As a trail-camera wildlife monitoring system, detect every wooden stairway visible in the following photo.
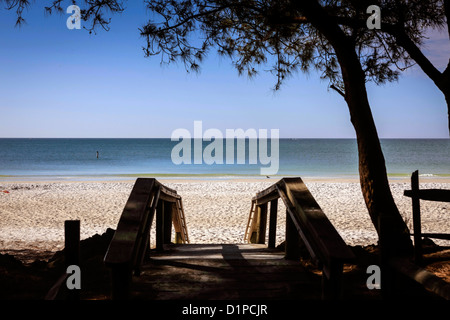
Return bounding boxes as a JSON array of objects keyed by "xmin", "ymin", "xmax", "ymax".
[{"xmin": 129, "ymin": 244, "xmax": 323, "ymax": 300}]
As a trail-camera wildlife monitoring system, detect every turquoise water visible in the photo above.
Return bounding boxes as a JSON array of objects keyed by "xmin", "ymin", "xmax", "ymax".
[{"xmin": 0, "ymin": 138, "xmax": 448, "ymax": 179}]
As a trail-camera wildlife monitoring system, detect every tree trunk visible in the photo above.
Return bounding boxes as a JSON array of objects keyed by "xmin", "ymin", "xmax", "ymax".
[
  {"xmin": 443, "ymin": 63, "xmax": 450, "ymax": 135},
  {"xmin": 446, "ymin": 88, "xmax": 450, "ymax": 135},
  {"xmin": 299, "ymin": 0, "xmax": 413, "ymax": 256},
  {"xmin": 340, "ymin": 49, "xmax": 413, "ymax": 256}
]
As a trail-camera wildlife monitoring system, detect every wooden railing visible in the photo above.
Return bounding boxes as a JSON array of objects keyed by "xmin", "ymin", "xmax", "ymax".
[
  {"xmin": 403, "ymin": 170, "xmax": 450, "ymax": 264},
  {"xmin": 104, "ymin": 178, "xmax": 189, "ymax": 299},
  {"xmin": 245, "ymin": 177, "xmax": 355, "ymax": 299}
]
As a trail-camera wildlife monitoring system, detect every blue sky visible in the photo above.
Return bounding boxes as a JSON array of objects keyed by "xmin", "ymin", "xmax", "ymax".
[{"xmin": 0, "ymin": 1, "xmax": 449, "ymax": 138}]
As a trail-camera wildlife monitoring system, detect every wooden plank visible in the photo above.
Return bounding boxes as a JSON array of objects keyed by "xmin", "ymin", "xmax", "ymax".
[
  {"xmin": 244, "ymin": 201, "xmax": 255, "ymax": 243},
  {"xmin": 257, "ymin": 203, "xmax": 268, "ymax": 244},
  {"xmin": 252, "ymin": 182, "xmax": 280, "ymax": 205},
  {"xmin": 249, "ymin": 204, "xmax": 260, "ymax": 244},
  {"xmin": 178, "ymin": 198, "xmax": 189, "ymax": 243},
  {"xmin": 411, "ymin": 170, "xmax": 423, "ymax": 264},
  {"xmin": 253, "ymin": 182, "xmax": 279, "ymax": 199},
  {"xmin": 159, "ymin": 183, "xmax": 179, "ymax": 197},
  {"xmin": 156, "ymin": 199, "xmax": 164, "ymax": 251},
  {"xmin": 104, "ymin": 178, "xmax": 156, "ymax": 266},
  {"xmin": 277, "ymin": 185, "xmax": 319, "ymax": 263},
  {"xmin": 280, "ymin": 177, "xmax": 355, "ymax": 264},
  {"xmin": 134, "ymin": 244, "xmax": 323, "ymax": 300},
  {"xmin": 412, "ymin": 233, "xmax": 450, "ymax": 240},
  {"xmin": 163, "ymin": 201, "xmax": 173, "ymax": 244},
  {"xmin": 136, "ymin": 187, "xmax": 160, "ymax": 270},
  {"xmin": 173, "ymin": 200, "xmax": 183, "ymax": 244},
  {"xmin": 268, "ymin": 199, "xmax": 278, "ymax": 249},
  {"xmin": 285, "ymin": 209, "xmax": 302, "ymax": 260},
  {"xmin": 254, "ymin": 192, "xmax": 279, "ymax": 206},
  {"xmin": 404, "ymin": 189, "xmax": 450, "ymax": 202}
]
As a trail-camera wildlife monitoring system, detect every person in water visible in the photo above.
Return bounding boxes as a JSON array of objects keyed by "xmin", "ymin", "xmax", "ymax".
[{"xmin": 96, "ymin": 151, "xmax": 99, "ymax": 159}]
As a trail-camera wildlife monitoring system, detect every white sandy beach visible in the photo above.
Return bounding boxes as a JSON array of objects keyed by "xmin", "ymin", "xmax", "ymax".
[{"xmin": 1, "ymin": 178, "xmax": 449, "ymax": 262}]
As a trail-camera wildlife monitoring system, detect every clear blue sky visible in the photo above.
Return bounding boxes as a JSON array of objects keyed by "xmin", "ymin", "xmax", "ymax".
[{"xmin": 0, "ymin": 1, "xmax": 449, "ymax": 138}]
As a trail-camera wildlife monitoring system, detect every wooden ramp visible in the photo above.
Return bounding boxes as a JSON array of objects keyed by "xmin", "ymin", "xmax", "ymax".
[
  {"xmin": 104, "ymin": 177, "xmax": 355, "ymax": 300},
  {"xmin": 130, "ymin": 244, "xmax": 323, "ymax": 300}
]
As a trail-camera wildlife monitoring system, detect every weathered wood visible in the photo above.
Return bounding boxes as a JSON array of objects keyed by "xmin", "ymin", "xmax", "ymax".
[
  {"xmin": 268, "ymin": 199, "xmax": 278, "ymax": 249},
  {"xmin": 172, "ymin": 198, "xmax": 189, "ymax": 244},
  {"xmin": 249, "ymin": 203, "xmax": 260, "ymax": 244},
  {"xmin": 173, "ymin": 198, "xmax": 189, "ymax": 244},
  {"xmin": 404, "ymin": 170, "xmax": 450, "ymax": 264},
  {"xmin": 252, "ymin": 183, "xmax": 278, "ymax": 205},
  {"xmin": 104, "ymin": 178, "xmax": 156, "ymax": 266},
  {"xmin": 156, "ymin": 200, "xmax": 165, "ymax": 252},
  {"xmin": 137, "ymin": 187, "xmax": 160, "ymax": 271},
  {"xmin": 159, "ymin": 187, "xmax": 180, "ymax": 202},
  {"xmin": 411, "ymin": 170, "xmax": 423, "ymax": 264},
  {"xmin": 280, "ymin": 178, "xmax": 355, "ymax": 265},
  {"xmin": 277, "ymin": 186, "xmax": 317, "ymax": 263},
  {"xmin": 285, "ymin": 209, "xmax": 302, "ymax": 260},
  {"xmin": 104, "ymin": 179, "xmax": 157, "ymax": 299},
  {"xmin": 133, "ymin": 244, "xmax": 323, "ymax": 300},
  {"xmin": 244, "ymin": 201, "xmax": 256, "ymax": 243},
  {"xmin": 414, "ymin": 233, "xmax": 450, "ymax": 240},
  {"xmin": 164, "ymin": 201, "xmax": 174, "ymax": 244},
  {"xmin": 105, "ymin": 178, "xmax": 190, "ymax": 300},
  {"xmin": 254, "ymin": 192, "xmax": 279, "ymax": 206},
  {"xmin": 404, "ymin": 189, "xmax": 450, "ymax": 202},
  {"xmin": 253, "ymin": 178, "xmax": 355, "ymax": 299},
  {"xmin": 173, "ymin": 200, "xmax": 182, "ymax": 244},
  {"xmin": 257, "ymin": 203, "xmax": 268, "ymax": 244}
]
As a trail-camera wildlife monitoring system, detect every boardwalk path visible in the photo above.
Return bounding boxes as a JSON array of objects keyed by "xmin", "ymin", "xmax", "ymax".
[{"xmin": 131, "ymin": 244, "xmax": 323, "ymax": 300}]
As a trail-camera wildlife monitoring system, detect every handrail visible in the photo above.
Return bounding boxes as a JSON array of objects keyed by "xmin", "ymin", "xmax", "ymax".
[
  {"xmin": 245, "ymin": 177, "xmax": 355, "ymax": 299},
  {"xmin": 403, "ymin": 170, "xmax": 450, "ymax": 264},
  {"xmin": 104, "ymin": 178, "xmax": 189, "ymax": 300}
]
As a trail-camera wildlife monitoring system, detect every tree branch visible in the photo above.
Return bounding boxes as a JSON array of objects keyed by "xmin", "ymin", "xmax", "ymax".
[{"xmin": 330, "ymin": 84, "xmax": 346, "ymax": 98}]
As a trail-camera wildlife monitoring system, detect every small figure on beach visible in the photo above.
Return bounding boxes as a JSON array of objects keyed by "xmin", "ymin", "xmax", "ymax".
[{"xmin": 96, "ymin": 151, "xmax": 99, "ymax": 159}]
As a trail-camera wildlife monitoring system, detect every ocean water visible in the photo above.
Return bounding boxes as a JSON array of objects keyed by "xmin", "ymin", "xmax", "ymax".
[{"xmin": 0, "ymin": 138, "xmax": 448, "ymax": 180}]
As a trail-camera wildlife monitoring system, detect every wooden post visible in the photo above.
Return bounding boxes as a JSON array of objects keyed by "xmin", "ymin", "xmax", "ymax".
[
  {"xmin": 164, "ymin": 201, "xmax": 173, "ymax": 244},
  {"xmin": 257, "ymin": 203, "xmax": 268, "ymax": 244},
  {"xmin": 174, "ymin": 200, "xmax": 183, "ymax": 244},
  {"xmin": 411, "ymin": 170, "xmax": 422, "ymax": 264},
  {"xmin": 249, "ymin": 205, "xmax": 259, "ymax": 244},
  {"xmin": 156, "ymin": 200, "xmax": 164, "ymax": 251},
  {"xmin": 285, "ymin": 210, "xmax": 301, "ymax": 260},
  {"xmin": 64, "ymin": 220, "xmax": 80, "ymax": 300},
  {"xmin": 268, "ymin": 199, "xmax": 278, "ymax": 248}
]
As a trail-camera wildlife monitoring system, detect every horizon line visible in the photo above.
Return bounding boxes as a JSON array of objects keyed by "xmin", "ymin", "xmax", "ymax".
[{"xmin": 0, "ymin": 137, "xmax": 448, "ymax": 139}]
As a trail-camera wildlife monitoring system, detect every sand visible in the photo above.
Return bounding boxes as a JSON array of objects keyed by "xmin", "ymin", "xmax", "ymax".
[{"xmin": 1, "ymin": 177, "xmax": 449, "ymax": 262}]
